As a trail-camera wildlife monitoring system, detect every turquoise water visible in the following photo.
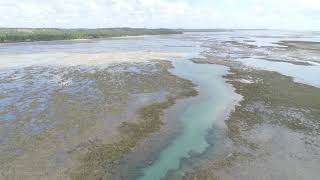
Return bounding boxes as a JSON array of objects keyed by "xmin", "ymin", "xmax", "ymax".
[{"xmin": 138, "ymin": 59, "xmax": 238, "ymax": 180}]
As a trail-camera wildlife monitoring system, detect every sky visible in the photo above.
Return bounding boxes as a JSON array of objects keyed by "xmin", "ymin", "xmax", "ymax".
[{"xmin": 0, "ymin": 0, "xmax": 319, "ymax": 30}]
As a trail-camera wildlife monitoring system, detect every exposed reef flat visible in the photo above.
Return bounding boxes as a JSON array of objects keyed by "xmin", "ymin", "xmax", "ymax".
[
  {"xmin": 1, "ymin": 31, "xmax": 319, "ymax": 180},
  {"xmin": 0, "ymin": 60, "xmax": 197, "ymax": 180},
  {"xmin": 276, "ymin": 40, "xmax": 320, "ymax": 51},
  {"xmin": 186, "ymin": 56, "xmax": 320, "ymax": 180}
]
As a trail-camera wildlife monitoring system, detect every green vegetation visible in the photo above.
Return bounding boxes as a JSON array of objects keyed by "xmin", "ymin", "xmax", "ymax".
[
  {"xmin": 177, "ymin": 28, "xmax": 269, "ymax": 32},
  {"xmin": 0, "ymin": 28, "xmax": 181, "ymax": 43}
]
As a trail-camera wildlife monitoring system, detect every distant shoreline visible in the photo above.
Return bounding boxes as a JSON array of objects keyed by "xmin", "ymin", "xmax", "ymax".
[
  {"xmin": 2, "ymin": 28, "xmax": 317, "ymax": 44},
  {"xmin": 0, "ymin": 28, "xmax": 182, "ymax": 43}
]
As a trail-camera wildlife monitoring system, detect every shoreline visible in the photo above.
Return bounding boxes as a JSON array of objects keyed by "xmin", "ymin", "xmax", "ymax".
[
  {"xmin": 0, "ymin": 28, "xmax": 181, "ymax": 44},
  {"xmin": 0, "ymin": 34, "xmax": 169, "ymax": 45}
]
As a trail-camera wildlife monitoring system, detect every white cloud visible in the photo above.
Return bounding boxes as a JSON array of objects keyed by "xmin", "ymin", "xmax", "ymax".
[{"xmin": 0, "ymin": 0, "xmax": 319, "ymax": 30}]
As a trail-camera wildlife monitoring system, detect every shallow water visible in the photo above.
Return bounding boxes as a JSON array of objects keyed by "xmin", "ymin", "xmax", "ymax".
[
  {"xmin": 0, "ymin": 35, "xmax": 202, "ymax": 68},
  {"xmin": 1, "ymin": 30, "xmax": 319, "ymax": 179},
  {"xmin": 138, "ymin": 59, "xmax": 238, "ymax": 180},
  {"xmin": 197, "ymin": 30, "xmax": 320, "ymax": 88},
  {"xmin": 237, "ymin": 58, "xmax": 320, "ymax": 88}
]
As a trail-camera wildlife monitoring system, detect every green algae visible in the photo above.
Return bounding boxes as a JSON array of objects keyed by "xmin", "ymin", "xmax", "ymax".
[
  {"xmin": 68, "ymin": 61, "xmax": 198, "ymax": 180},
  {"xmin": 0, "ymin": 60, "xmax": 197, "ymax": 180},
  {"xmin": 70, "ymin": 96, "xmax": 176, "ymax": 180},
  {"xmin": 187, "ymin": 57, "xmax": 320, "ymax": 180}
]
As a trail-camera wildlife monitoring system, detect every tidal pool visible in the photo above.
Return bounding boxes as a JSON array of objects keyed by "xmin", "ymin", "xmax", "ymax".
[{"xmin": 138, "ymin": 59, "xmax": 239, "ymax": 180}]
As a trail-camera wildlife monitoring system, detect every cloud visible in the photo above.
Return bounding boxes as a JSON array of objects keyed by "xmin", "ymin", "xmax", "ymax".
[{"xmin": 0, "ymin": 0, "xmax": 319, "ymax": 30}]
